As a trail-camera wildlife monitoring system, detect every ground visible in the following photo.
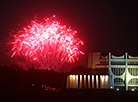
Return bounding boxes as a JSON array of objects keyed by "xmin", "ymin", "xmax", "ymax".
[{"xmin": 1, "ymin": 88, "xmax": 137, "ymax": 102}]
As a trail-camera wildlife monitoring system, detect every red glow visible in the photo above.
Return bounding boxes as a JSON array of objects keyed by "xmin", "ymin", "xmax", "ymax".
[{"xmin": 9, "ymin": 15, "xmax": 84, "ymax": 71}]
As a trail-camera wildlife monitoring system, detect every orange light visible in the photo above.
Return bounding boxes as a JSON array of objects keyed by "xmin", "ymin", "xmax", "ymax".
[
  {"xmin": 106, "ymin": 75, "xmax": 108, "ymax": 81},
  {"xmin": 84, "ymin": 75, "xmax": 86, "ymax": 78},
  {"xmin": 73, "ymin": 75, "xmax": 75, "ymax": 79},
  {"xmin": 70, "ymin": 75, "xmax": 72, "ymax": 77},
  {"xmin": 102, "ymin": 76, "xmax": 104, "ymax": 81}
]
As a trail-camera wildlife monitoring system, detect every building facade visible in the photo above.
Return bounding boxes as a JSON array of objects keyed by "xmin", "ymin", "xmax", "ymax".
[
  {"xmin": 66, "ymin": 52, "xmax": 138, "ymax": 91},
  {"xmin": 109, "ymin": 52, "xmax": 138, "ymax": 90},
  {"xmin": 66, "ymin": 74, "xmax": 111, "ymax": 89}
]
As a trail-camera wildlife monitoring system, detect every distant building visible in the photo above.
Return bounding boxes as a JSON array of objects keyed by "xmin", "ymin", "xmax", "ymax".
[
  {"xmin": 66, "ymin": 52, "xmax": 138, "ymax": 91},
  {"xmin": 87, "ymin": 52, "xmax": 109, "ymax": 70}
]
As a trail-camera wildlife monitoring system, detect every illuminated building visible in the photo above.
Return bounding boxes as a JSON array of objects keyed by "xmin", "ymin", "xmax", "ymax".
[
  {"xmin": 66, "ymin": 74, "xmax": 110, "ymax": 89},
  {"xmin": 66, "ymin": 52, "xmax": 138, "ymax": 91}
]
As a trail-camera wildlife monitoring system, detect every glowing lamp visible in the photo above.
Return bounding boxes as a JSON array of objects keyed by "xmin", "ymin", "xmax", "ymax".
[
  {"xmin": 32, "ymin": 84, "xmax": 34, "ymax": 86},
  {"xmin": 70, "ymin": 75, "xmax": 72, "ymax": 77},
  {"xmin": 73, "ymin": 75, "xmax": 75, "ymax": 79},
  {"xmin": 132, "ymin": 89, "xmax": 135, "ymax": 91}
]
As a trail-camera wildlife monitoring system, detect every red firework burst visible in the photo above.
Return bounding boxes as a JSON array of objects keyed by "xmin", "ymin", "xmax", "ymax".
[{"xmin": 10, "ymin": 15, "xmax": 84, "ymax": 71}]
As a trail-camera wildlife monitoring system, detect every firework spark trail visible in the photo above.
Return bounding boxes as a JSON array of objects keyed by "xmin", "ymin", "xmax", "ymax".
[{"xmin": 10, "ymin": 15, "xmax": 84, "ymax": 71}]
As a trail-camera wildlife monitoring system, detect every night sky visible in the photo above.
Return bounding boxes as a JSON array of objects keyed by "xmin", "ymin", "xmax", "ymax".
[{"xmin": 0, "ymin": 0, "xmax": 138, "ymax": 71}]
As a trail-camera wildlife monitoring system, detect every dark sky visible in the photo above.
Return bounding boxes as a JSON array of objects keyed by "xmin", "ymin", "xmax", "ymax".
[{"xmin": 0, "ymin": 0, "xmax": 138, "ymax": 71}]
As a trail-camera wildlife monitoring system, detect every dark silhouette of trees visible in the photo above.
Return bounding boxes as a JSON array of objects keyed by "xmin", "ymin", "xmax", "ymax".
[
  {"xmin": 71, "ymin": 65, "xmax": 108, "ymax": 75},
  {"xmin": 71, "ymin": 65, "xmax": 87, "ymax": 74},
  {"xmin": 0, "ymin": 64, "xmax": 68, "ymax": 92}
]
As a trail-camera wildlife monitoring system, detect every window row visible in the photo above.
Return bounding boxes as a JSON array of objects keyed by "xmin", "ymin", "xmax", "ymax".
[
  {"xmin": 128, "ymin": 68, "xmax": 138, "ymax": 76},
  {"xmin": 128, "ymin": 78, "xmax": 138, "ymax": 84},
  {"xmin": 111, "ymin": 68, "xmax": 125, "ymax": 76}
]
